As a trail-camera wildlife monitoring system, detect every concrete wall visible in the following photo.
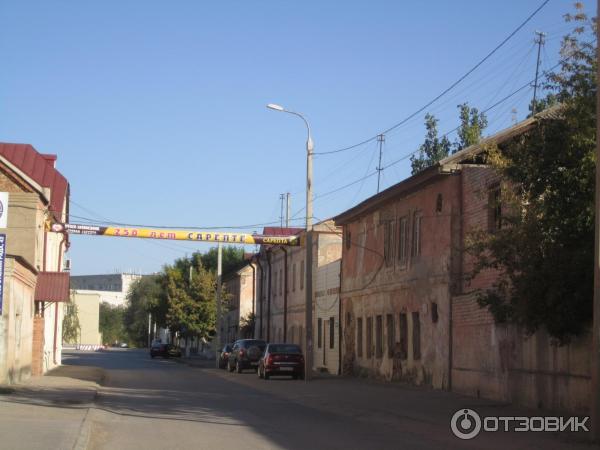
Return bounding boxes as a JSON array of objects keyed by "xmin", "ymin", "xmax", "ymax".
[
  {"xmin": 340, "ymin": 173, "xmax": 461, "ymax": 388},
  {"xmin": 0, "ymin": 257, "xmax": 36, "ymax": 384},
  {"xmin": 70, "ymin": 292, "xmax": 102, "ymax": 346}
]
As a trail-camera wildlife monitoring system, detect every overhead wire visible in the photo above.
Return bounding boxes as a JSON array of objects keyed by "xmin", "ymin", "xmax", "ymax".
[{"xmin": 314, "ymin": 0, "xmax": 551, "ymax": 156}]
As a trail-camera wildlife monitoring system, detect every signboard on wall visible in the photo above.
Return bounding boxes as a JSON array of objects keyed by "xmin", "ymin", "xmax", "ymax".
[
  {"xmin": 0, "ymin": 192, "xmax": 8, "ymax": 228},
  {"xmin": 0, "ymin": 234, "xmax": 6, "ymax": 314}
]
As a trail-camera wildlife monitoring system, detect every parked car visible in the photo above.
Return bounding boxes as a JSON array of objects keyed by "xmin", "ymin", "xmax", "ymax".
[
  {"xmin": 227, "ymin": 339, "xmax": 267, "ymax": 373},
  {"xmin": 150, "ymin": 342, "xmax": 181, "ymax": 358},
  {"xmin": 218, "ymin": 344, "xmax": 233, "ymax": 369},
  {"xmin": 258, "ymin": 343, "xmax": 304, "ymax": 380}
]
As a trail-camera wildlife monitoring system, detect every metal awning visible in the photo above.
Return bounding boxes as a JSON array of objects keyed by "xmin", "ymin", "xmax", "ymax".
[{"xmin": 34, "ymin": 271, "xmax": 70, "ymax": 302}]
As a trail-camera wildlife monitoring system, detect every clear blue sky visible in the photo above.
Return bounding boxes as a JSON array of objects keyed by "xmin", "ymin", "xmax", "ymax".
[{"xmin": 0, "ymin": 0, "xmax": 581, "ymax": 275}]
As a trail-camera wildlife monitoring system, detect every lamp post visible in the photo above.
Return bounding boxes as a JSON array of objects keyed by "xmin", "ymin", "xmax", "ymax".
[{"xmin": 267, "ymin": 103, "xmax": 314, "ymax": 381}]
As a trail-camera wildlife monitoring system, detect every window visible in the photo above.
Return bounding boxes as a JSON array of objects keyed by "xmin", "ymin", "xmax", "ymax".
[
  {"xmin": 375, "ymin": 315, "xmax": 383, "ymax": 358},
  {"xmin": 412, "ymin": 312, "xmax": 421, "ymax": 360},
  {"xmin": 357, "ymin": 317, "xmax": 363, "ymax": 357},
  {"xmin": 431, "ymin": 302, "xmax": 438, "ymax": 323},
  {"xmin": 346, "ymin": 312, "xmax": 352, "ymax": 327},
  {"xmin": 398, "ymin": 217, "xmax": 408, "ymax": 264},
  {"xmin": 292, "ymin": 263, "xmax": 297, "ymax": 291},
  {"xmin": 386, "ymin": 314, "xmax": 394, "ymax": 358},
  {"xmin": 412, "ymin": 213, "xmax": 422, "ymax": 257},
  {"xmin": 329, "ymin": 317, "xmax": 335, "ymax": 349},
  {"xmin": 300, "ymin": 260, "xmax": 305, "ymax": 290},
  {"xmin": 488, "ymin": 184, "xmax": 502, "ymax": 232},
  {"xmin": 436, "ymin": 193, "xmax": 443, "ymax": 212},
  {"xmin": 399, "ymin": 313, "xmax": 408, "ymax": 360},
  {"xmin": 346, "ymin": 230, "xmax": 352, "ymax": 250},
  {"xmin": 317, "ymin": 318, "xmax": 322, "ymax": 348},
  {"xmin": 383, "ymin": 220, "xmax": 395, "ymax": 267},
  {"xmin": 279, "ymin": 269, "xmax": 283, "ymax": 296},
  {"xmin": 273, "ymin": 271, "xmax": 277, "ymax": 297},
  {"xmin": 299, "ymin": 326, "xmax": 303, "ymax": 349},
  {"xmin": 366, "ymin": 317, "xmax": 373, "ymax": 358}
]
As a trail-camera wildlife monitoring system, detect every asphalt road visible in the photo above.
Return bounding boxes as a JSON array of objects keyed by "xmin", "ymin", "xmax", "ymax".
[{"xmin": 55, "ymin": 348, "xmax": 593, "ymax": 450}]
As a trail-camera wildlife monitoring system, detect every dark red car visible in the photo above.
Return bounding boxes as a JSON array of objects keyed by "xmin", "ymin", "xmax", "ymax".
[{"xmin": 258, "ymin": 343, "xmax": 305, "ymax": 380}]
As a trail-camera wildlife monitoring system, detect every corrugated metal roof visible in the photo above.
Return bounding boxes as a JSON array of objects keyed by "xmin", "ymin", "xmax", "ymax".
[
  {"xmin": 0, "ymin": 143, "xmax": 68, "ymax": 221},
  {"xmin": 35, "ymin": 271, "xmax": 70, "ymax": 302}
]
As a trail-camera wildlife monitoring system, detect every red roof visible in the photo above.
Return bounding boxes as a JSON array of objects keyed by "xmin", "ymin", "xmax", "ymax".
[
  {"xmin": 0, "ymin": 143, "xmax": 68, "ymax": 221},
  {"xmin": 34, "ymin": 272, "xmax": 70, "ymax": 302},
  {"xmin": 262, "ymin": 227, "xmax": 304, "ymax": 236}
]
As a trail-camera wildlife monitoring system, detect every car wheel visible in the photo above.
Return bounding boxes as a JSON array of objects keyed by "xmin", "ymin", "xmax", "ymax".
[
  {"xmin": 151, "ymin": 355, "xmax": 155, "ymax": 359},
  {"xmin": 257, "ymin": 366, "xmax": 263, "ymax": 379},
  {"xmin": 228, "ymin": 360, "xmax": 235, "ymax": 372},
  {"xmin": 264, "ymin": 370, "xmax": 270, "ymax": 380},
  {"xmin": 235, "ymin": 360, "xmax": 242, "ymax": 374}
]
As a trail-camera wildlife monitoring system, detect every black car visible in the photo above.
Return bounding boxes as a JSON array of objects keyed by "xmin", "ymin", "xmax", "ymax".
[
  {"xmin": 227, "ymin": 339, "xmax": 267, "ymax": 373},
  {"xmin": 258, "ymin": 343, "xmax": 305, "ymax": 380},
  {"xmin": 150, "ymin": 342, "xmax": 181, "ymax": 358},
  {"xmin": 218, "ymin": 344, "xmax": 233, "ymax": 369}
]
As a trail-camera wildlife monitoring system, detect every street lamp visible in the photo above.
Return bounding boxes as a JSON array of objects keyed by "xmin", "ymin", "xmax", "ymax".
[{"xmin": 267, "ymin": 103, "xmax": 314, "ymax": 381}]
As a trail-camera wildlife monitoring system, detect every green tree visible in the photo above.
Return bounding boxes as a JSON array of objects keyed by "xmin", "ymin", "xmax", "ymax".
[
  {"xmin": 124, "ymin": 275, "xmax": 163, "ymax": 347},
  {"xmin": 410, "ymin": 113, "xmax": 452, "ymax": 174},
  {"xmin": 199, "ymin": 246, "xmax": 246, "ymax": 275},
  {"xmin": 453, "ymin": 102, "xmax": 488, "ymax": 153},
  {"xmin": 164, "ymin": 263, "xmax": 217, "ymax": 341},
  {"xmin": 99, "ymin": 303, "xmax": 127, "ymax": 345},
  {"xmin": 468, "ymin": 5, "xmax": 595, "ymax": 344},
  {"xmin": 62, "ymin": 303, "xmax": 81, "ymax": 344}
]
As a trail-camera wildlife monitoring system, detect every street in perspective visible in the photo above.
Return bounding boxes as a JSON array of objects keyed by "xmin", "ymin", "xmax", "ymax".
[{"xmin": 0, "ymin": 1, "xmax": 600, "ymax": 449}]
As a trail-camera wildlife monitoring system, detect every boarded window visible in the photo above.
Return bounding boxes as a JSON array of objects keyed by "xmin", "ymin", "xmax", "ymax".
[
  {"xmin": 375, "ymin": 315, "xmax": 383, "ymax": 358},
  {"xmin": 488, "ymin": 185, "xmax": 502, "ymax": 232},
  {"xmin": 383, "ymin": 220, "xmax": 395, "ymax": 267},
  {"xmin": 386, "ymin": 314, "xmax": 394, "ymax": 358},
  {"xmin": 399, "ymin": 313, "xmax": 408, "ymax": 360},
  {"xmin": 317, "ymin": 318, "xmax": 322, "ymax": 348},
  {"xmin": 412, "ymin": 312, "xmax": 421, "ymax": 360},
  {"xmin": 412, "ymin": 214, "xmax": 422, "ymax": 257},
  {"xmin": 366, "ymin": 317, "xmax": 373, "ymax": 358},
  {"xmin": 398, "ymin": 217, "xmax": 408, "ymax": 264},
  {"xmin": 300, "ymin": 261, "xmax": 305, "ymax": 290},
  {"xmin": 357, "ymin": 317, "xmax": 363, "ymax": 357},
  {"xmin": 329, "ymin": 317, "xmax": 335, "ymax": 349},
  {"xmin": 436, "ymin": 193, "xmax": 443, "ymax": 212}
]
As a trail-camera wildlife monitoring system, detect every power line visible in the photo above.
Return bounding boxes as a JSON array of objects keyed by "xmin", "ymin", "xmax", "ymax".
[{"xmin": 314, "ymin": 0, "xmax": 551, "ymax": 156}]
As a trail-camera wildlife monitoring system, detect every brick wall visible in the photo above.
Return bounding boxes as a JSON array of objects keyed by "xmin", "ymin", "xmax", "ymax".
[{"xmin": 31, "ymin": 316, "xmax": 44, "ymax": 376}]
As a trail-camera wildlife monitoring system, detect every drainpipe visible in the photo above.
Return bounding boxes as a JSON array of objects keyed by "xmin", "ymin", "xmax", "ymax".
[
  {"xmin": 256, "ymin": 257, "xmax": 263, "ymax": 339},
  {"xmin": 53, "ymin": 233, "xmax": 67, "ymax": 365},
  {"xmin": 338, "ymin": 231, "xmax": 344, "ymax": 376},
  {"xmin": 266, "ymin": 250, "xmax": 272, "ymax": 342},
  {"xmin": 250, "ymin": 259, "xmax": 256, "ymax": 317},
  {"xmin": 282, "ymin": 247, "xmax": 288, "ymax": 342}
]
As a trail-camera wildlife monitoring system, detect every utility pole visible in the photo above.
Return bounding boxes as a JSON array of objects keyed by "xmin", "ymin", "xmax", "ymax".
[
  {"xmin": 280, "ymin": 194, "xmax": 285, "ymax": 228},
  {"xmin": 286, "ymin": 193, "xmax": 291, "ymax": 228},
  {"xmin": 148, "ymin": 313, "xmax": 152, "ymax": 347},
  {"xmin": 215, "ymin": 243, "xmax": 223, "ymax": 369},
  {"xmin": 532, "ymin": 30, "xmax": 546, "ymax": 115},
  {"xmin": 376, "ymin": 134, "xmax": 385, "ymax": 193},
  {"xmin": 592, "ymin": 1, "xmax": 600, "ymax": 440},
  {"xmin": 305, "ymin": 131, "xmax": 314, "ymax": 382}
]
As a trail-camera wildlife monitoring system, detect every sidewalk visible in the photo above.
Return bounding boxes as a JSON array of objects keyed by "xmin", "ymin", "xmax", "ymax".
[{"xmin": 0, "ymin": 365, "xmax": 105, "ymax": 450}]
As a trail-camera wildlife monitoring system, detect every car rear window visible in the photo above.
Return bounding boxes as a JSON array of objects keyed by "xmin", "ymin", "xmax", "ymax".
[
  {"xmin": 243, "ymin": 340, "xmax": 266, "ymax": 348},
  {"xmin": 269, "ymin": 344, "xmax": 302, "ymax": 354}
]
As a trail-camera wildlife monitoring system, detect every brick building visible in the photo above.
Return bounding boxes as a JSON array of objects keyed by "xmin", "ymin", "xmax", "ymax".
[
  {"xmin": 0, "ymin": 143, "xmax": 70, "ymax": 383},
  {"xmin": 254, "ymin": 222, "xmax": 342, "ymax": 374},
  {"xmin": 335, "ymin": 110, "xmax": 591, "ymax": 413}
]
